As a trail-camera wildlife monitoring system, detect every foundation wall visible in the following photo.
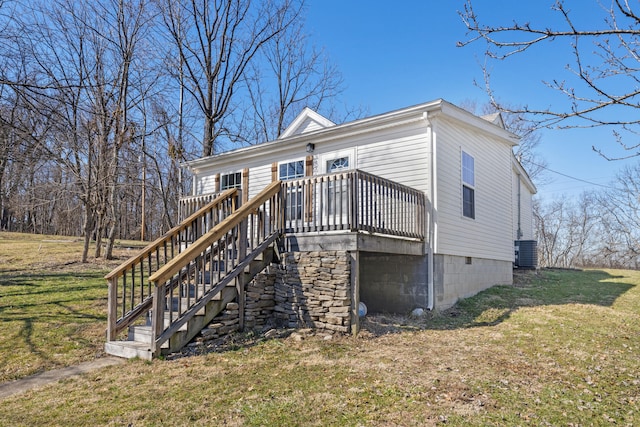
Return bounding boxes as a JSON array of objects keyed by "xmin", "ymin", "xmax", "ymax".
[
  {"xmin": 433, "ymin": 254, "xmax": 512, "ymax": 309},
  {"xmin": 358, "ymin": 253, "xmax": 428, "ymax": 314}
]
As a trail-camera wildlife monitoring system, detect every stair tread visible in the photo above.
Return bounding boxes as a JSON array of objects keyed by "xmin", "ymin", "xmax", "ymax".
[{"xmin": 107, "ymin": 340, "xmax": 151, "ymax": 349}]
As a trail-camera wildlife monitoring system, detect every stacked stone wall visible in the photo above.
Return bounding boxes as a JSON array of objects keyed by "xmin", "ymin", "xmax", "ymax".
[
  {"xmin": 243, "ymin": 267, "xmax": 276, "ymax": 328},
  {"xmin": 274, "ymin": 250, "xmax": 351, "ymax": 333},
  {"xmin": 195, "ymin": 251, "xmax": 352, "ymax": 345},
  {"xmin": 196, "ymin": 302, "xmax": 240, "ymax": 342}
]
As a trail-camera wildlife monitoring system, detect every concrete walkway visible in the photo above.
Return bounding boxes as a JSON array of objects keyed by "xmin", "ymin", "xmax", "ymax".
[{"xmin": 0, "ymin": 357, "xmax": 125, "ymax": 399}]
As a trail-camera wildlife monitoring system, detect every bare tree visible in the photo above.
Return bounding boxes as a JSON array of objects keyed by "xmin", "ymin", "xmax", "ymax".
[
  {"xmin": 0, "ymin": 0, "xmax": 157, "ymax": 260},
  {"xmin": 0, "ymin": 0, "xmax": 354, "ymax": 248},
  {"xmin": 459, "ymin": 0, "xmax": 640, "ymax": 158},
  {"xmin": 242, "ymin": 16, "xmax": 343, "ymax": 144},
  {"xmin": 157, "ymin": 0, "xmax": 303, "ymax": 156},
  {"xmin": 534, "ymin": 192, "xmax": 598, "ymax": 268},
  {"xmin": 594, "ymin": 163, "xmax": 640, "ymax": 267}
]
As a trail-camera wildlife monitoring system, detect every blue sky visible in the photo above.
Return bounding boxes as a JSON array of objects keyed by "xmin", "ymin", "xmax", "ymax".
[{"xmin": 305, "ymin": 1, "xmax": 638, "ymax": 200}]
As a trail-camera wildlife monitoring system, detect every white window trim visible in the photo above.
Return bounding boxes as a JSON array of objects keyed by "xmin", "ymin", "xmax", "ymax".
[
  {"xmin": 320, "ymin": 148, "xmax": 356, "ymax": 174},
  {"xmin": 220, "ymin": 170, "xmax": 243, "ymax": 190},
  {"xmin": 461, "ymin": 149, "xmax": 476, "ymax": 220},
  {"xmin": 278, "ymin": 158, "xmax": 306, "ymax": 180}
]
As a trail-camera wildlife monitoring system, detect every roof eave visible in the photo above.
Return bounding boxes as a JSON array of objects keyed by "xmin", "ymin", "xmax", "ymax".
[{"xmin": 183, "ymin": 100, "xmax": 444, "ymax": 173}]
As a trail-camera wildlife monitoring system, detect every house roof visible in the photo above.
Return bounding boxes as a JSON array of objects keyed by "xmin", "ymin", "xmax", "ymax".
[
  {"xmin": 481, "ymin": 112, "xmax": 505, "ymax": 128},
  {"xmin": 278, "ymin": 107, "xmax": 336, "ymax": 139},
  {"xmin": 184, "ymin": 99, "xmax": 521, "ymax": 173},
  {"xmin": 512, "ymin": 154, "xmax": 537, "ymax": 194}
]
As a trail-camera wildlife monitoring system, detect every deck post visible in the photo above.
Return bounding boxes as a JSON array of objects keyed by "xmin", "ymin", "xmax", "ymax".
[
  {"xmin": 350, "ymin": 251, "xmax": 360, "ymax": 335},
  {"xmin": 107, "ymin": 278, "xmax": 118, "ymax": 341},
  {"xmin": 151, "ymin": 283, "xmax": 166, "ymax": 355},
  {"xmin": 237, "ymin": 221, "xmax": 248, "ymax": 331}
]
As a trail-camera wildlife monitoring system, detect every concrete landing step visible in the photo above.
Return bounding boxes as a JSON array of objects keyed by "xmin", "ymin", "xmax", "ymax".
[{"xmin": 104, "ymin": 340, "xmax": 153, "ymax": 361}]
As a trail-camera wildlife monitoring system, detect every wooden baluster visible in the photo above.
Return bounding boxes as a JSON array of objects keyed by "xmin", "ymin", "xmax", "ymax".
[
  {"xmin": 122, "ymin": 274, "xmax": 127, "ymax": 320},
  {"xmin": 130, "ymin": 267, "xmax": 135, "ymax": 311}
]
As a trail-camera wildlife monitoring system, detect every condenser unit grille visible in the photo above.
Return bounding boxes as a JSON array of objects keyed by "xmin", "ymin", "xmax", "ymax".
[{"xmin": 515, "ymin": 240, "xmax": 537, "ymax": 269}]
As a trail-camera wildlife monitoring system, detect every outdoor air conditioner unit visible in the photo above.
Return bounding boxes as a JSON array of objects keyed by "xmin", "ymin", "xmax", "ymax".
[{"xmin": 515, "ymin": 240, "xmax": 538, "ymax": 269}]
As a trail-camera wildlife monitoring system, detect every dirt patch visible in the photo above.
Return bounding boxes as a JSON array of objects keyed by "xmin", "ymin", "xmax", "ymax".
[{"xmin": 167, "ymin": 312, "xmax": 431, "ymax": 360}]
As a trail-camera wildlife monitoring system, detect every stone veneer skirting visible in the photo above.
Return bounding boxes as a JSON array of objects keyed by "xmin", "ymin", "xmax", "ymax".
[
  {"xmin": 196, "ymin": 250, "xmax": 352, "ymax": 343},
  {"xmin": 273, "ymin": 251, "xmax": 351, "ymax": 333}
]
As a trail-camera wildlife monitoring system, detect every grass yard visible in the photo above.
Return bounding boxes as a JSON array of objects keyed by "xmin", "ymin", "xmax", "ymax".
[
  {"xmin": 0, "ymin": 232, "xmax": 143, "ymax": 382},
  {"xmin": 0, "ymin": 232, "xmax": 639, "ymax": 426}
]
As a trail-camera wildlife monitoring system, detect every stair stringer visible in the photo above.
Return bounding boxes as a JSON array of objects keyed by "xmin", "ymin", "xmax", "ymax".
[
  {"xmin": 162, "ymin": 286, "xmax": 237, "ymax": 356},
  {"xmin": 160, "ymin": 242, "xmax": 279, "ymax": 355},
  {"xmin": 152, "ymin": 233, "xmax": 280, "ymax": 355}
]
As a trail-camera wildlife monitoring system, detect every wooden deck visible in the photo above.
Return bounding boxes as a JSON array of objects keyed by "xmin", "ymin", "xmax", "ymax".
[
  {"xmin": 180, "ymin": 170, "xmax": 427, "ymax": 241},
  {"xmin": 105, "ymin": 172, "xmax": 427, "ymax": 359}
]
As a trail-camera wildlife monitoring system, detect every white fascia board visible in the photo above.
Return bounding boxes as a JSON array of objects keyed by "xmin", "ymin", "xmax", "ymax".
[
  {"xmin": 437, "ymin": 101, "xmax": 519, "ymax": 147},
  {"xmin": 183, "ymin": 100, "xmax": 443, "ymax": 174},
  {"xmin": 512, "ymin": 154, "xmax": 537, "ymax": 194}
]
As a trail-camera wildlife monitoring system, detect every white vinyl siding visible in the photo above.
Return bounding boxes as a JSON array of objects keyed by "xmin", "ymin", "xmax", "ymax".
[
  {"xmin": 291, "ymin": 117, "xmax": 326, "ymax": 135},
  {"xmin": 248, "ymin": 164, "xmax": 271, "ymax": 200},
  {"xmin": 187, "ymin": 105, "xmax": 519, "ymax": 266},
  {"xmin": 434, "ymin": 118, "xmax": 514, "ymax": 262},
  {"xmin": 194, "ymin": 173, "xmax": 217, "ymax": 195},
  {"xmin": 355, "ymin": 121, "xmax": 430, "ymax": 193}
]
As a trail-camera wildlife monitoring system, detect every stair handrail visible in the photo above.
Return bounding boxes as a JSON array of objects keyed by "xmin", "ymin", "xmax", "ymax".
[
  {"xmin": 149, "ymin": 181, "xmax": 281, "ymax": 286},
  {"xmin": 105, "ymin": 188, "xmax": 238, "ymax": 340},
  {"xmin": 148, "ymin": 181, "xmax": 283, "ymax": 353}
]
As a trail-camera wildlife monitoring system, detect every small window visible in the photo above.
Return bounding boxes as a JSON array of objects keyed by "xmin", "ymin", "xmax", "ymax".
[
  {"xmin": 462, "ymin": 152, "xmax": 475, "ymax": 186},
  {"xmin": 463, "ymin": 185, "xmax": 475, "ymax": 219},
  {"xmin": 220, "ymin": 172, "xmax": 242, "ymax": 190},
  {"xmin": 462, "ymin": 151, "xmax": 475, "ymax": 219},
  {"xmin": 279, "ymin": 161, "xmax": 304, "ymax": 181},
  {"xmin": 465, "ymin": 257, "xmax": 473, "ymax": 265},
  {"xmin": 327, "ymin": 156, "xmax": 349, "ymax": 172}
]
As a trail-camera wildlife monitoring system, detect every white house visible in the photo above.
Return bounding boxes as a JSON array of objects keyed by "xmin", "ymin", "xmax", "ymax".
[
  {"xmin": 104, "ymin": 99, "xmax": 538, "ymax": 358},
  {"xmin": 182, "ymin": 99, "xmax": 537, "ymax": 313}
]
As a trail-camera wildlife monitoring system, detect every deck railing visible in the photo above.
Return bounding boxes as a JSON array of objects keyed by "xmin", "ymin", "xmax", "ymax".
[
  {"xmin": 179, "ymin": 191, "xmax": 227, "ymax": 221},
  {"xmin": 148, "ymin": 181, "xmax": 283, "ymax": 353},
  {"xmin": 105, "ymin": 188, "xmax": 238, "ymax": 340},
  {"xmin": 106, "ymin": 172, "xmax": 424, "ymax": 355},
  {"xmin": 283, "ymin": 170, "xmax": 426, "ymax": 239}
]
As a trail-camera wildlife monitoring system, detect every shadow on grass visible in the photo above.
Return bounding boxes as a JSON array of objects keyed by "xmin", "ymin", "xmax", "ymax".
[
  {"xmin": 0, "ymin": 270, "xmax": 106, "ymax": 320},
  {"xmin": 362, "ymin": 269, "xmax": 636, "ymax": 336},
  {"xmin": 0, "ymin": 270, "xmax": 107, "ymax": 371},
  {"xmin": 0, "ymin": 271, "xmax": 103, "ymax": 288}
]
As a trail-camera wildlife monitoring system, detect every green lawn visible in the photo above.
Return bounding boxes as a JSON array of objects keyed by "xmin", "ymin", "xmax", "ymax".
[
  {"xmin": 0, "ymin": 232, "xmax": 139, "ymax": 381},
  {"xmin": 1, "ymin": 232, "xmax": 638, "ymax": 426}
]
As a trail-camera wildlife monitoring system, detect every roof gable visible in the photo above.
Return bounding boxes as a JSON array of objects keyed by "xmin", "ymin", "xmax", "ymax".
[
  {"xmin": 481, "ymin": 112, "xmax": 505, "ymax": 129},
  {"xmin": 278, "ymin": 107, "xmax": 335, "ymax": 139}
]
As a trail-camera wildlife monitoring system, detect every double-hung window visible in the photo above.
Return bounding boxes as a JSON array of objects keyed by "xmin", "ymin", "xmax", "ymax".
[
  {"xmin": 462, "ymin": 151, "xmax": 475, "ymax": 219},
  {"xmin": 279, "ymin": 160, "xmax": 305, "ymax": 221},
  {"xmin": 279, "ymin": 161, "xmax": 304, "ymax": 181},
  {"xmin": 220, "ymin": 172, "xmax": 242, "ymax": 190}
]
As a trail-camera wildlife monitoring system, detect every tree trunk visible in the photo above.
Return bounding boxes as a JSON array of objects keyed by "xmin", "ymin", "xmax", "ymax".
[{"xmin": 81, "ymin": 208, "xmax": 93, "ymax": 263}]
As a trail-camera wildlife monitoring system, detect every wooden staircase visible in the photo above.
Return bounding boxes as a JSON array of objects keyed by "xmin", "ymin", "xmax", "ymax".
[
  {"xmin": 104, "ymin": 286, "xmax": 237, "ymax": 360},
  {"xmin": 104, "ymin": 182, "xmax": 283, "ymax": 359}
]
